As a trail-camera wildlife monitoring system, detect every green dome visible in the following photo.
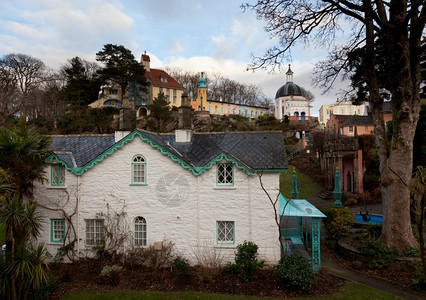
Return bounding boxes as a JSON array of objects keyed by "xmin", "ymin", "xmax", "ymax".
[{"xmin": 199, "ymin": 72, "xmax": 206, "ymax": 88}]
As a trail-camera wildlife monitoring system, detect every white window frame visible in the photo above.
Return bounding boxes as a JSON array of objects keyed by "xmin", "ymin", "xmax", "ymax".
[
  {"xmin": 85, "ymin": 219, "xmax": 105, "ymax": 247},
  {"xmin": 217, "ymin": 163, "xmax": 234, "ymax": 186},
  {"xmin": 134, "ymin": 216, "xmax": 147, "ymax": 246},
  {"xmin": 131, "ymin": 155, "xmax": 147, "ymax": 185},
  {"xmin": 349, "ymin": 126, "xmax": 354, "ymax": 133},
  {"xmin": 217, "ymin": 221, "xmax": 235, "ymax": 245},
  {"xmin": 50, "ymin": 219, "xmax": 65, "ymax": 243},
  {"xmin": 51, "ymin": 164, "xmax": 65, "ymax": 186}
]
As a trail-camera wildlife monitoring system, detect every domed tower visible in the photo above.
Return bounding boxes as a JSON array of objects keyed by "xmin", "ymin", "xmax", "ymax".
[{"xmin": 275, "ymin": 65, "xmax": 311, "ymax": 120}]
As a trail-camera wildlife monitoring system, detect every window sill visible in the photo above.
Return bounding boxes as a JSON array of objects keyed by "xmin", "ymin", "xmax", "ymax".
[
  {"xmin": 129, "ymin": 183, "xmax": 148, "ymax": 186},
  {"xmin": 214, "ymin": 244, "xmax": 236, "ymax": 249},
  {"xmin": 48, "ymin": 241, "xmax": 64, "ymax": 245},
  {"xmin": 47, "ymin": 186, "xmax": 66, "ymax": 189},
  {"xmin": 214, "ymin": 186, "xmax": 236, "ymax": 190}
]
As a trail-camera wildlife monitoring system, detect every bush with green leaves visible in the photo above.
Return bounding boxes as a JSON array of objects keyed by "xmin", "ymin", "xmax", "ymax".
[
  {"xmin": 359, "ymin": 239, "xmax": 399, "ymax": 269},
  {"xmin": 100, "ymin": 264, "xmax": 123, "ymax": 285},
  {"xmin": 172, "ymin": 256, "xmax": 190, "ymax": 277},
  {"xmin": 275, "ymin": 254, "xmax": 314, "ymax": 289},
  {"xmin": 226, "ymin": 241, "xmax": 264, "ymax": 282},
  {"xmin": 367, "ymin": 223, "xmax": 382, "ymax": 238},
  {"xmin": 321, "ymin": 207, "xmax": 354, "ymax": 248},
  {"xmin": 27, "ymin": 273, "xmax": 61, "ymax": 300}
]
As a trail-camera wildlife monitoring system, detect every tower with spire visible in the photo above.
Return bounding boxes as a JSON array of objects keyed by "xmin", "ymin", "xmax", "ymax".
[{"xmin": 192, "ymin": 72, "xmax": 207, "ymax": 111}]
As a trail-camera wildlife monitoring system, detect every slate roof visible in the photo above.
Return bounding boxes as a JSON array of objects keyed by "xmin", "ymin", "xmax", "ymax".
[
  {"xmin": 51, "ymin": 135, "xmax": 115, "ymax": 168},
  {"xmin": 48, "ymin": 130, "xmax": 288, "ymax": 174},
  {"xmin": 341, "ymin": 115, "xmax": 374, "ymax": 127},
  {"xmin": 146, "ymin": 130, "xmax": 288, "ymax": 170}
]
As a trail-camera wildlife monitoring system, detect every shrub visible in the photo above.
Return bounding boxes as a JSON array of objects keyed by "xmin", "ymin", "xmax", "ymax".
[
  {"xmin": 27, "ymin": 273, "xmax": 61, "ymax": 300},
  {"xmin": 100, "ymin": 264, "xmax": 123, "ymax": 285},
  {"xmin": 192, "ymin": 243, "xmax": 224, "ymax": 282},
  {"xmin": 367, "ymin": 223, "xmax": 382, "ymax": 238},
  {"xmin": 141, "ymin": 240, "xmax": 175, "ymax": 272},
  {"xmin": 321, "ymin": 207, "xmax": 354, "ymax": 248},
  {"xmin": 275, "ymin": 254, "xmax": 314, "ymax": 289},
  {"xmin": 123, "ymin": 246, "xmax": 146, "ymax": 268},
  {"xmin": 359, "ymin": 239, "xmax": 399, "ymax": 269},
  {"xmin": 227, "ymin": 241, "xmax": 264, "ymax": 282},
  {"xmin": 172, "ymin": 256, "xmax": 190, "ymax": 277}
]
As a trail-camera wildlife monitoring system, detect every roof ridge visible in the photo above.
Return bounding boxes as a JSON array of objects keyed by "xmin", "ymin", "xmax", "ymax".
[{"xmin": 48, "ymin": 134, "xmax": 114, "ymax": 137}]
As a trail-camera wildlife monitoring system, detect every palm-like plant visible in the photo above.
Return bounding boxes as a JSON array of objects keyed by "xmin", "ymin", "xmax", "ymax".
[
  {"xmin": 0, "ymin": 126, "xmax": 52, "ymax": 300},
  {"xmin": 0, "ymin": 198, "xmax": 48, "ymax": 300},
  {"xmin": 0, "ymin": 126, "xmax": 51, "ymax": 201}
]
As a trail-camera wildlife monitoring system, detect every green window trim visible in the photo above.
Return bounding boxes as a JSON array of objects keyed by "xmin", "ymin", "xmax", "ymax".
[
  {"xmin": 45, "ymin": 131, "xmax": 287, "ymax": 177},
  {"xmin": 216, "ymin": 163, "xmax": 234, "ymax": 186},
  {"xmin": 51, "ymin": 164, "xmax": 65, "ymax": 186},
  {"xmin": 216, "ymin": 221, "xmax": 235, "ymax": 245},
  {"xmin": 131, "ymin": 154, "xmax": 147, "ymax": 185},
  {"xmin": 50, "ymin": 219, "xmax": 65, "ymax": 243}
]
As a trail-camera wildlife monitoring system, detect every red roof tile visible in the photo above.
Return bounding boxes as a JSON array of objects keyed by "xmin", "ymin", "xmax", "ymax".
[{"xmin": 145, "ymin": 68, "xmax": 184, "ymax": 90}]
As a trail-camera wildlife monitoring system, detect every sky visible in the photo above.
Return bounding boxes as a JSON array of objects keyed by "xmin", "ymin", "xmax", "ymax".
[{"xmin": 0, "ymin": 0, "xmax": 349, "ymax": 116}]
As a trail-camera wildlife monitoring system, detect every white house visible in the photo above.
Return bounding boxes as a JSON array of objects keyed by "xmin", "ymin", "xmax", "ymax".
[{"xmin": 34, "ymin": 108, "xmax": 288, "ymax": 264}]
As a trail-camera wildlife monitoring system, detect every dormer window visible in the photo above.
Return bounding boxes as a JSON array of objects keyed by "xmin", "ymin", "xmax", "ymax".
[{"xmin": 160, "ymin": 77, "xmax": 168, "ymax": 83}]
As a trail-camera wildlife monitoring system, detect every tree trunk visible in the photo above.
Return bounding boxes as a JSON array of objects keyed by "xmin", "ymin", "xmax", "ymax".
[
  {"xmin": 380, "ymin": 144, "xmax": 418, "ymax": 250},
  {"xmin": 364, "ymin": 0, "xmax": 421, "ymax": 251}
]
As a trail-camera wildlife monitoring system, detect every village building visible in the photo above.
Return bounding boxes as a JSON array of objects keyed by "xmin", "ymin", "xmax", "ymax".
[
  {"xmin": 191, "ymin": 72, "xmax": 270, "ymax": 119},
  {"xmin": 89, "ymin": 54, "xmax": 185, "ymax": 118},
  {"xmin": 319, "ymin": 100, "xmax": 369, "ymax": 129},
  {"xmin": 274, "ymin": 65, "xmax": 312, "ymax": 121},
  {"xmin": 34, "ymin": 95, "xmax": 288, "ymax": 264}
]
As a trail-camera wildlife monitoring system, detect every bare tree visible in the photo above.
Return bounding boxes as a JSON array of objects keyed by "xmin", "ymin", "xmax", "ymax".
[
  {"xmin": 165, "ymin": 67, "xmax": 270, "ymax": 107},
  {"xmin": 164, "ymin": 67, "xmax": 200, "ymax": 100},
  {"xmin": 1, "ymin": 54, "xmax": 47, "ymax": 121},
  {"xmin": 243, "ymin": 0, "xmax": 425, "ymax": 251},
  {"xmin": 0, "ymin": 62, "xmax": 20, "ymax": 125}
]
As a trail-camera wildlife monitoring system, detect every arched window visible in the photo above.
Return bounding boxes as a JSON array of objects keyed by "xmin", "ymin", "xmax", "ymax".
[
  {"xmin": 131, "ymin": 155, "xmax": 146, "ymax": 185},
  {"xmin": 134, "ymin": 217, "xmax": 147, "ymax": 246}
]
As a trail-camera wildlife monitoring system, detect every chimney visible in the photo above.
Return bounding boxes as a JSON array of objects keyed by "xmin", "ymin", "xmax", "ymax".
[
  {"xmin": 175, "ymin": 92, "xmax": 193, "ymax": 143},
  {"xmin": 141, "ymin": 52, "xmax": 150, "ymax": 72}
]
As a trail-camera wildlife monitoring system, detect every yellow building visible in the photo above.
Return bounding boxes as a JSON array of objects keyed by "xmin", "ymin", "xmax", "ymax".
[
  {"xmin": 319, "ymin": 100, "xmax": 369, "ymax": 128},
  {"xmin": 89, "ymin": 54, "xmax": 185, "ymax": 116},
  {"xmin": 191, "ymin": 73, "xmax": 269, "ymax": 119}
]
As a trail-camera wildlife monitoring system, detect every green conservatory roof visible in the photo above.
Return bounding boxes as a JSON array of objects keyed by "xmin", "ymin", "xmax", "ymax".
[{"xmin": 279, "ymin": 194, "xmax": 326, "ymax": 218}]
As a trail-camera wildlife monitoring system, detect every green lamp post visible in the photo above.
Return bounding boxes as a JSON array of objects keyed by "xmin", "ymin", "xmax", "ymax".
[
  {"xmin": 333, "ymin": 166, "xmax": 343, "ymax": 207},
  {"xmin": 291, "ymin": 167, "xmax": 299, "ymax": 199}
]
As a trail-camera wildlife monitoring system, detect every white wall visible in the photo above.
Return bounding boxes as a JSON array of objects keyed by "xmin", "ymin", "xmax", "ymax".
[{"xmin": 35, "ymin": 137, "xmax": 281, "ymax": 265}]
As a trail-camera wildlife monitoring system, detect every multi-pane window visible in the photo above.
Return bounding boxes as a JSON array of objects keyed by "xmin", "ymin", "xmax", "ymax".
[
  {"xmin": 51, "ymin": 164, "xmax": 65, "ymax": 186},
  {"xmin": 173, "ymin": 89, "xmax": 177, "ymax": 104},
  {"xmin": 50, "ymin": 219, "xmax": 65, "ymax": 243},
  {"xmin": 349, "ymin": 126, "xmax": 354, "ymax": 133},
  {"xmin": 85, "ymin": 219, "xmax": 105, "ymax": 246},
  {"xmin": 132, "ymin": 155, "xmax": 146, "ymax": 185},
  {"xmin": 217, "ymin": 163, "xmax": 233, "ymax": 185},
  {"xmin": 134, "ymin": 216, "xmax": 147, "ymax": 246},
  {"xmin": 217, "ymin": 221, "xmax": 234, "ymax": 244}
]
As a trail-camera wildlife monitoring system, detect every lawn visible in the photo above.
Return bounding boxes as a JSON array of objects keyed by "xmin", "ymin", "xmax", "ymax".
[
  {"xmin": 280, "ymin": 166, "xmax": 323, "ymax": 201},
  {"xmin": 59, "ymin": 281, "xmax": 403, "ymax": 300}
]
